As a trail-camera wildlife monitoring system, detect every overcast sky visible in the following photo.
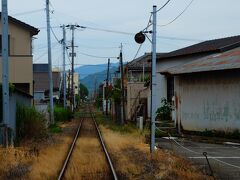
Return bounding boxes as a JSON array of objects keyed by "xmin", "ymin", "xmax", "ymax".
[{"xmin": 3, "ymin": 0, "xmax": 240, "ymax": 70}]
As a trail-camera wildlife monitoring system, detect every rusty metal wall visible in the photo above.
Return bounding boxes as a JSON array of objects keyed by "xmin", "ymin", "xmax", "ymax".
[{"xmin": 175, "ymin": 70, "xmax": 240, "ymax": 132}]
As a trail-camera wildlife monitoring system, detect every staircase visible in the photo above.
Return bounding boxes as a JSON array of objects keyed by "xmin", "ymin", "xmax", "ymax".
[
  {"xmin": 130, "ymin": 92, "xmax": 141, "ymax": 121},
  {"xmin": 156, "ymin": 119, "xmax": 177, "ymax": 135}
]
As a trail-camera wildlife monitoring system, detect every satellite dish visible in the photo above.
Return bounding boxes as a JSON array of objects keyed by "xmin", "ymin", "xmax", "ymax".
[{"xmin": 134, "ymin": 32, "xmax": 145, "ymax": 44}]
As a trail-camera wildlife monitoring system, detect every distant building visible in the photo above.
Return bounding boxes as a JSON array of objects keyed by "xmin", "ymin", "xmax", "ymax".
[{"xmin": 33, "ymin": 64, "xmax": 61, "ymax": 103}]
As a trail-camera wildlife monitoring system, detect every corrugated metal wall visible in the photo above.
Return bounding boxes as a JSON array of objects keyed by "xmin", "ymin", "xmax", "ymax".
[{"xmin": 175, "ymin": 71, "xmax": 240, "ymax": 132}]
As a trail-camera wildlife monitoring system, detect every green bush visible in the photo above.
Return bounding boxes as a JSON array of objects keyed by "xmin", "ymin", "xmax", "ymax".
[
  {"xmin": 156, "ymin": 98, "xmax": 173, "ymax": 121},
  {"xmin": 49, "ymin": 124, "xmax": 62, "ymax": 133},
  {"xmin": 16, "ymin": 104, "xmax": 46, "ymax": 140},
  {"xmin": 54, "ymin": 106, "xmax": 72, "ymax": 122}
]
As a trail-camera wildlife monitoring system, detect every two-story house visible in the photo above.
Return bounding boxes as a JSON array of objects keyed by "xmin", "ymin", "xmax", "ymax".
[{"xmin": 0, "ymin": 13, "xmax": 39, "ymax": 95}]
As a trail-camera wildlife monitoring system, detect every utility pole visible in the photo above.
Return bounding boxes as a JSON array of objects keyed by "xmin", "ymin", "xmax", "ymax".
[
  {"xmin": 71, "ymin": 25, "xmax": 75, "ymax": 112},
  {"xmin": 46, "ymin": 0, "xmax": 54, "ymax": 124},
  {"xmin": 151, "ymin": 5, "xmax": 157, "ymax": 153},
  {"xmin": 66, "ymin": 24, "xmax": 79, "ymax": 112},
  {"xmin": 61, "ymin": 25, "xmax": 67, "ymax": 109},
  {"xmin": 68, "ymin": 70, "xmax": 71, "ymax": 99},
  {"xmin": 142, "ymin": 62, "xmax": 145, "ymax": 82},
  {"xmin": 119, "ymin": 43, "xmax": 126, "ymax": 124},
  {"xmin": 94, "ymin": 76, "xmax": 97, "ymax": 100},
  {"xmin": 2, "ymin": 0, "xmax": 9, "ymax": 147},
  {"xmin": 106, "ymin": 58, "xmax": 110, "ymax": 115}
]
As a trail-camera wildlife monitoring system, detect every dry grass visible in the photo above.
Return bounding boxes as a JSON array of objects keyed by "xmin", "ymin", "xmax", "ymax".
[
  {"xmin": 0, "ymin": 120, "xmax": 78, "ymax": 180},
  {"xmin": 26, "ymin": 120, "xmax": 77, "ymax": 180},
  {"xmin": 100, "ymin": 126, "xmax": 212, "ymax": 180},
  {"xmin": 64, "ymin": 118, "xmax": 111, "ymax": 180},
  {"xmin": 0, "ymin": 147, "xmax": 32, "ymax": 180}
]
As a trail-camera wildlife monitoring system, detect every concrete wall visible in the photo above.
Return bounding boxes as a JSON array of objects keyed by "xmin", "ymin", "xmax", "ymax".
[
  {"xmin": 127, "ymin": 82, "xmax": 149, "ymax": 120},
  {"xmin": 0, "ymin": 91, "xmax": 32, "ymax": 144},
  {"xmin": 156, "ymin": 53, "xmax": 213, "ymax": 109},
  {"xmin": 0, "ymin": 21, "xmax": 34, "ymax": 95},
  {"xmin": 66, "ymin": 72, "xmax": 79, "ymax": 95},
  {"xmin": 175, "ymin": 71, "xmax": 240, "ymax": 132},
  {"xmin": 34, "ymin": 91, "xmax": 45, "ymax": 102}
]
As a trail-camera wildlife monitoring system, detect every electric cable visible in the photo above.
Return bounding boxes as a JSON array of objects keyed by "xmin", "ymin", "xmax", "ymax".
[
  {"xmin": 142, "ymin": 0, "xmax": 171, "ymax": 32},
  {"xmin": 34, "ymin": 43, "xmax": 61, "ymax": 62},
  {"xmin": 78, "ymin": 52, "xmax": 119, "ymax": 59},
  {"xmin": 158, "ymin": 0, "xmax": 195, "ymax": 27},
  {"xmin": 50, "ymin": 26, "xmax": 61, "ymax": 43},
  {"xmin": 76, "ymin": 26, "xmax": 134, "ymax": 36},
  {"xmin": 142, "ymin": 14, "xmax": 153, "ymax": 32},
  {"xmin": 11, "ymin": 9, "xmax": 44, "ymax": 16},
  {"xmin": 156, "ymin": 0, "xmax": 171, "ymax": 13},
  {"xmin": 77, "ymin": 44, "xmax": 119, "ymax": 50},
  {"xmin": 133, "ymin": 44, "xmax": 143, "ymax": 60}
]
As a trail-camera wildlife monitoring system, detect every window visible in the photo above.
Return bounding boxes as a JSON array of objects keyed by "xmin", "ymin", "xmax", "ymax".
[
  {"xmin": 0, "ymin": 35, "xmax": 10, "ymax": 55},
  {"xmin": 167, "ymin": 76, "xmax": 174, "ymax": 103}
]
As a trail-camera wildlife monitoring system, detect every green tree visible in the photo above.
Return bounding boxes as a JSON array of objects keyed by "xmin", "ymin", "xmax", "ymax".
[
  {"xmin": 79, "ymin": 83, "xmax": 89, "ymax": 100},
  {"xmin": 109, "ymin": 79, "xmax": 121, "ymax": 104}
]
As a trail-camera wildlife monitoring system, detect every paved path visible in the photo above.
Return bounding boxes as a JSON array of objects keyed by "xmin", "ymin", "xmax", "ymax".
[{"xmin": 156, "ymin": 137, "xmax": 240, "ymax": 180}]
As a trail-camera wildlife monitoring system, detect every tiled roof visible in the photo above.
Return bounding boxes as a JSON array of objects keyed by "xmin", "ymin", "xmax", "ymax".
[
  {"xmin": 0, "ymin": 12, "xmax": 39, "ymax": 35},
  {"xmin": 126, "ymin": 53, "xmax": 165, "ymax": 71},
  {"xmin": 161, "ymin": 47, "xmax": 240, "ymax": 75},
  {"xmin": 33, "ymin": 64, "xmax": 49, "ymax": 72},
  {"xmin": 158, "ymin": 35, "xmax": 240, "ymax": 60}
]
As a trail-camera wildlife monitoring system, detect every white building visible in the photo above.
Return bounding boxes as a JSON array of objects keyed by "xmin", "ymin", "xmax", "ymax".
[
  {"xmin": 161, "ymin": 47, "xmax": 240, "ymax": 133},
  {"xmin": 157, "ymin": 35, "xmax": 240, "ymax": 132}
]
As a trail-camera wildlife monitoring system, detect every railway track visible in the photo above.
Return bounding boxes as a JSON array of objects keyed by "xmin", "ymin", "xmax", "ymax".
[{"xmin": 57, "ymin": 105, "xmax": 117, "ymax": 180}]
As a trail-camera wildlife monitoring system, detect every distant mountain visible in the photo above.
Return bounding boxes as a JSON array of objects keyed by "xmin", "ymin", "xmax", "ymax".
[
  {"xmin": 80, "ymin": 66, "xmax": 118, "ymax": 93},
  {"xmin": 75, "ymin": 63, "xmax": 119, "ymax": 79}
]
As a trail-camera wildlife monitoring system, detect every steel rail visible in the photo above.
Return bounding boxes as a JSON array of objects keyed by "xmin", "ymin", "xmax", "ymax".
[
  {"xmin": 57, "ymin": 117, "xmax": 83, "ymax": 180},
  {"xmin": 89, "ymin": 106, "xmax": 118, "ymax": 180}
]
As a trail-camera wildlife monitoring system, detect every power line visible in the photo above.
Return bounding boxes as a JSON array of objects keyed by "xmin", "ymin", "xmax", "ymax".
[
  {"xmin": 156, "ymin": 0, "xmax": 171, "ymax": 13},
  {"xmin": 77, "ymin": 25, "xmax": 134, "ymax": 36},
  {"xmin": 142, "ymin": 14, "xmax": 153, "ymax": 32},
  {"xmin": 158, "ymin": 0, "xmax": 195, "ymax": 27},
  {"xmin": 77, "ymin": 44, "xmax": 119, "ymax": 50},
  {"xmin": 78, "ymin": 52, "xmax": 119, "ymax": 59},
  {"xmin": 34, "ymin": 42, "xmax": 60, "ymax": 51},
  {"xmin": 50, "ymin": 26, "xmax": 61, "ymax": 43},
  {"xmin": 58, "ymin": 63, "xmax": 118, "ymax": 67},
  {"xmin": 77, "ymin": 24, "xmax": 202, "ymax": 42},
  {"xmin": 42, "ymin": 24, "xmax": 201, "ymax": 42},
  {"xmin": 133, "ymin": 44, "xmax": 143, "ymax": 60},
  {"xmin": 11, "ymin": 8, "xmax": 44, "ymax": 16},
  {"xmin": 157, "ymin": 35, "xmax": 202, "ymax": 42},
  {"xmin": 34, "ymin": 44, "xmax": 61, "ymax": 62},
  {"xmin": 142, "ymin": 0, "xmax": 171, "ymax": 32}
]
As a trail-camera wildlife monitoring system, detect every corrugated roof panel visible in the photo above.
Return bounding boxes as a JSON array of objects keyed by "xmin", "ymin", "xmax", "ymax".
[{"xmin": 162, "ymin": 47, "xmax": 240, "ymax": 75}]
